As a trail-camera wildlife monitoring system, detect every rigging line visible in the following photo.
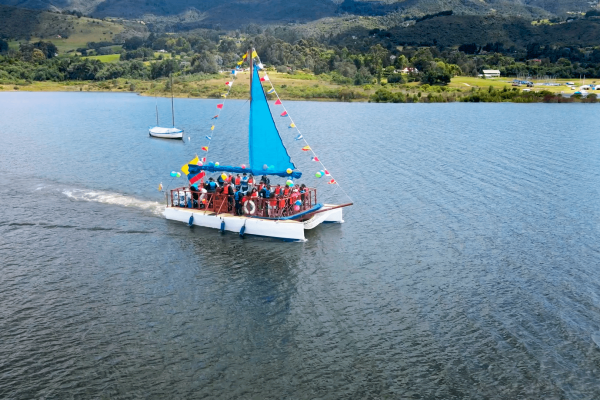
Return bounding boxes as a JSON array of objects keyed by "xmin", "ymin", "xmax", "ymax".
[{"xmin": 253, "ymin": 54, "xmax": 354, "ymax": 204}]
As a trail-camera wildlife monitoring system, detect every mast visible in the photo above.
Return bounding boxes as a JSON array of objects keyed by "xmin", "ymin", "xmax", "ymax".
[
  {"xmin": 155, "ymin": 103, "xmax": 159, "ymax": 126},
  {"xmin": 170, "ymin": 73, "xmax": 175, "ymax": 127},
  {"xmin": 249, "ymin": 49, "xmax": 253, "ymax": 101}
]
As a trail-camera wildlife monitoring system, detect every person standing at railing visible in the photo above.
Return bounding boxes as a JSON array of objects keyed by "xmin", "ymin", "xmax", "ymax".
[
  {"xmin": 234, "ymin": 187, "xmax": 243, "ymax": 216},
  {"xmin": 241, "ymin": 173, "xmax": 249, "ymax": 194}
]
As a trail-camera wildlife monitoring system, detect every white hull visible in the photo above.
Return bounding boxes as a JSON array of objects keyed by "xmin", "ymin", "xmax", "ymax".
[
  {"xmin": 164, "ymin": 204, "xmax": 344, "ymax": 241},
  {"xmin": 149, "ymin": 127, "xmax": 183, "ymax": 139}
]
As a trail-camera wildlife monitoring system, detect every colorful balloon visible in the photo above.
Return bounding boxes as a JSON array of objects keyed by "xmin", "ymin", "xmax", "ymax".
[
  {"xmin": 202, "ymin": 199, "xmax": 207, "ymax": 204},
  {"xmin": 170, "ymin": 171, "xmax": 177, "ymax": 177},
  {"xmin": 221, "ymin": 173, "xmax": 227, "ymax": 180},
  {"xmin": 286, "ymin": 180, "xmax": 293, "ymax": 186},
  {"xmin": 215, "ymin": 162, "xmax": 220, "ymax": 167},
  {"xmin": 286, "ymin": 168, "xmax": 292, "ymax": 174},
  {"xmin": 263, "ymin": 164, "xmax": 268, "ymax": 170},
  {"xmin": 315, "ymin": 172, "xmax": 322, "ymax": 178},
  {"xmin": 294, "ymin": 205, "xmax": 300, "ymax": 211},
  {"xmin": 319, "ymin": 170, "xmax": 325, "ymax": 176},
  {"xmin": 197, "ymin": 161, "xmax": 203, "ymax": 166},
  {"xmin": 295, "ymin": 200, "xmax": 302, "ymax": 206},
  {"xmin": 176, "ymin": 172, "xmax": 181, "ymax": 178},
  {"xmin": 241, "ymin": 164, "xmax": 246, "ymax": 169}
]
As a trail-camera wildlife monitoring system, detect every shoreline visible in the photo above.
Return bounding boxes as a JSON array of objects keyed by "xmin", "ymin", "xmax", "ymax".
[{"xmin": 1, "ymin": 80, "xmax": 596, "ymax": 104}]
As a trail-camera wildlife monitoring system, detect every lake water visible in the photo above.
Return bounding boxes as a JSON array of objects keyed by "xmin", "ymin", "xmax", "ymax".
[{"xmin": 1, "ymin": 92, "xmax": 600, "ymax": 399}]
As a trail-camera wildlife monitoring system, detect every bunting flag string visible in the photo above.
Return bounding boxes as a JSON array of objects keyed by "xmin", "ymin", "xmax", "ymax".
[
  {"xmin": 196, "ymin": 69, "xmax": 237, "ymax": 178},
  {"xmin": 251, "ymin": 51, "xmax": 352, "ymax": 203}
]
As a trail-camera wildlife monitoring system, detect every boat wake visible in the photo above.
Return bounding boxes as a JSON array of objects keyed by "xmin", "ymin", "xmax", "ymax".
[{"xmin": 62, "ymin": 188, "xmax": 165, "ymax": 216}]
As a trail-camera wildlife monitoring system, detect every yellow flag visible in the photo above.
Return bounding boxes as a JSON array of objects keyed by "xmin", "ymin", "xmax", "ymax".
[
  {"xmin": 252, "ymin": 50, "xmax": 258, "ymax": 58},
  {"xmin": 181, "ymin": 156, "xmax": 199, "ymax": 175},
  {"xmin": 237, "ymin": 60, "xmax": 243, "ymax": 65},
  {"xmin": 221, "ymin": 93, "xmax": 227, "ymax": 97},
  {"xmin": 290, "ymin": 123, "xmax": 296, "ymax": 128},
  {"xmin": 211, "ymin": 125, "xmax": 215, "ymax": 130},
  {"xmin": 158, "ymin": 183, "xmax": 163, "ymax": 192}
]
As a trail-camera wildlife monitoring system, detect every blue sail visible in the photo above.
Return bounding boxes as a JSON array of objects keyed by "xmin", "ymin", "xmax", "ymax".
[{"xmin": 249, "ymin": 66, "xmax": 298, "ymax": 176}]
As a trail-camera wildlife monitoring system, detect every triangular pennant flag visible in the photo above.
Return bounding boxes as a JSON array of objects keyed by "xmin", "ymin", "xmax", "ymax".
[
  {"xmin": 181, "ymin": 156, "xmax": 199, "ymax": 175},
  {"xmin": 225, "ymin": 81, "xmax": 233, "ymax": 87},
  {"xmin": 302, "ymin": 146, "xmax": 311, "ymax": 151},
  {"xmin": 201, "ymin": 157, "xmax": 206, "ymax": 163},
  {"xmin": 206, "ymin": 135, "xmax": 212, "ymax": 140},
  {"xmin": 217, "ymin": 104, "xmax": 224, "ymax": 109},
  {"xmin": 242, "ymin": 54, "xmax": 247, "ymax": 60},
  {"xmin": 311, "ymin": 156, "xmax": 320, "ymax": 162},
  {"xmin": 237, "ymin": 60, "xmax": 243, "ymax": 65},
  {"xmin": 325, "ymin": 170, "xmax": 330, "ymax": 176},
  {"xmin": 281, "ymin": 111, "xmax": 288, "ymax": 117},
  {"xmin": 258, "ymin": 62, "xmax": 264, "ymax": 69},
  {"xmin": 231, "ymin": 70, "xmax": 237, "ymax": 75},
  {"xmin": 275, "ymin": 99, "xmax": 282, "ymax": 105},
  {"xmin": 252, "ymin": 50, "xmax": 258, "ymax": 58},
  {"xmin": 328, "ymin": 179, "xmax": 337, "ymax": 184},
  {"xmin": 158, "ymin": 183, "xmax": 163, "ymax": 192},
  {"xmin": 294, "ymin": 134, "xmax": 303, "ymax": 140},
  {"xmin": 201, "ymin": 146, "xmax": 209, "ymax": 151},
  {"xmin": 212, "ymin": 115, "xmax": 218, "ymax": 119},
  {"xmin": 210, "ymin": 125, "xmax": 215, "ymax": 131},
  {"xmin": 260, "ymin": 74, "xmax": 270, "ymax": 82},
  {"xmin": 267, "ymin": 88, "xmax": 275, "ymax": 94},
  {"xmin": 289, "ymin": 123, "xmax": 296, "ymax": 128}
]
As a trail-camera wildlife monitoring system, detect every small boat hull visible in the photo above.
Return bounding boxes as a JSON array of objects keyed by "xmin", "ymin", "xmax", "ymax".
[
  {"xmin": 149, "ymin": 127, "xmax": 184, "ymax": 139},
  {"xmin": 164, "ymin": 204, "xmax": 344, "ymax": 241}
]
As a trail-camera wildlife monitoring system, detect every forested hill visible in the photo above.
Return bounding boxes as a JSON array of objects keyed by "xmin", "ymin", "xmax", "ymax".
[{"xmin": 0, "ymin": 0, "xmax": 596, "ymax": 26}]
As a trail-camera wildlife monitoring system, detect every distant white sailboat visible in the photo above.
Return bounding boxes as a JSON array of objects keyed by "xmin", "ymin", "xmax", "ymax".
[{"xmin": 149, "ymin": 74, "xmax": 183, "ymax": 139}]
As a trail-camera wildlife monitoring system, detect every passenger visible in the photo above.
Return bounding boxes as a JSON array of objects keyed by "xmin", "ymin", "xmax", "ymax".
[
  {"xmin": 241, "ymin": 172, "xmax": 249, "ymax": 193},
  {"xmin": 227, "ymin": 174, "xmax": 233, "ymax": 184},
  {"xmin": 274, "ymin": 184, "xmax": 281, "ymax": 196},
  {"xmin": 269, "ymin": 187, "xmax": 278, "ymax": 217},
  {"xmin": 217, "ymin": 174, "xmax": 225, "ymax": 187},
  {"xmin": 235, "ymin": 174, "xmax": 241, "ymax": 189},
  {"xmin": 207, "ymin": 177, "xmax": 217, "ymax": 193},
  {"xmin": 260, "ymin": 175, "xmax": 270, "ymax": 186},
  {"xmin": 248, "ymin": 174, "xmax": 255, "ymax": 190},
  {"xmin": 234, "ymin": 187, "xmax": 243, "ymax": 216},
  {"xmin": 300, "ymin": 184, "xmax": 307, "ymax": 208},
  {"xmin": 226, "ymin": 181, "xmax": 235, "ymax": 212},
  {"xmin": 250, "ymin": 188, "xmax": 258, "ymax": 198},
  {"xmin": 190, "ymin": 183, "xmax": 200, "ymax": 208}
]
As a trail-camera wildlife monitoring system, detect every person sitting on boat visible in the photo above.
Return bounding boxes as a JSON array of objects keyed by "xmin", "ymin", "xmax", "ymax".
[
  {"xmin": 260, "ymin": 175, "xmax": 270, "ymax": 186},
  {"xmin": 227, "ymin": 174, "xmax": 233, "ymax": 184},
  {"xmin": 217, "ymin": 174, "xmax": 225, "ymax": 187},
  {"xmin": 234, "ymin": 187, "xmax": 243, "ymax": 216},
  {"xmin": 206, "ymin": 177, "xmax": 217, "ymax": 193},
  {"xmin": 274, "ymin": 184, "xmax": 281, "ymax": 197}
]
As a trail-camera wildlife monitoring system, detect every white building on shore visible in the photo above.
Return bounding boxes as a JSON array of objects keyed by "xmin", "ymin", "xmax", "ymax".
[{"xmin": 482, "ymin": 69, "xmax": 501, "ymax": 78}]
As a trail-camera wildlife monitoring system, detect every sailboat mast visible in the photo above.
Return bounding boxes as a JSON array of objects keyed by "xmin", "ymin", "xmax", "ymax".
[
  {"xmin": 155, "ymin": 103, "xmax": 159, "ymax": 126},
  {"xmin": 249, "ymin": 49, "xmax": 253, "ymax": 101},
  {"xmin": 170, "ymin": 73, "xmax": 175, "ymax": 127}
]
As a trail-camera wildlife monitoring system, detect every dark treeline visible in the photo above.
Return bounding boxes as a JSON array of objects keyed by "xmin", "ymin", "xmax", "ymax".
[{"xmin": 2, "ymin": 22, "xmax": 600, "ymax": 85}]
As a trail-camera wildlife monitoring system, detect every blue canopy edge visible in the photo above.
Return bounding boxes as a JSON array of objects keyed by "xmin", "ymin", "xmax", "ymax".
[{"xmin": 189, "ymin": 164, "xmax": 302, "ymax": 179}]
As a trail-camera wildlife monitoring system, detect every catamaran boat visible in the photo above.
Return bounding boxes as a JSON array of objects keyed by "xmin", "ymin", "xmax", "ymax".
[
  {"xmin": 149, "ymin": 74, "xmax": 184, "ymax": 139},
  {"xmin": 163, "ymin": 49, "xmax": 352, "ymax": 241}
]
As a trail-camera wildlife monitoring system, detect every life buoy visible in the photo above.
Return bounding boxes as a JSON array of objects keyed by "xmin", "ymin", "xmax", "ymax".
[{"xmin": 243, "ymin": 200, "xmax": 256, "ymax": 215}]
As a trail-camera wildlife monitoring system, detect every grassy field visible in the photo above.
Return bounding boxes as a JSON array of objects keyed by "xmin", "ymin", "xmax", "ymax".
[
  {"xmin": 448, "ymin": 76, "xmax": 598, "ymax": 94},
  {"xmin": 1, "ymin": 73, "xmax": 597, "ymax": 102},
  {"xmin": 29, "ymin": 16, "xmax": 125, "ymax": 54},
  {"xmin": 83, "ymin": 54, "xmax": 121, "ymax": 63}
]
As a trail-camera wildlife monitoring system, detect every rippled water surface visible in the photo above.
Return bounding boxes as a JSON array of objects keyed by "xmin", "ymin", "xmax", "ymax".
[{"xmin": 2, "ymin": 92, "xmax": 600, "ymax": 399}]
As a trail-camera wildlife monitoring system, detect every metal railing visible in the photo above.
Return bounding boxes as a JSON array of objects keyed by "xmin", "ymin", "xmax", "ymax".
[{"xmin": 169, "ymin": 186, "xmax": 318, "ymax": 219}]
